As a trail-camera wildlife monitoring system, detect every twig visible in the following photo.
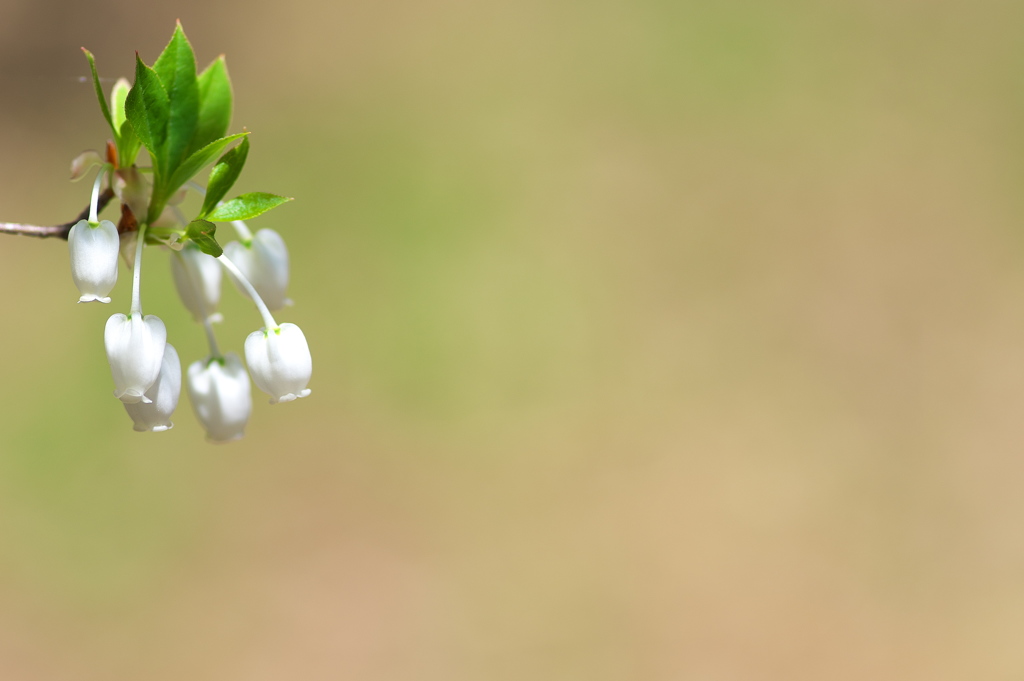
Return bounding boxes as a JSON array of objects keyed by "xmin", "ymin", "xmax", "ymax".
[{"xmin": 0, "ymin": 187, "xmax": 115, "ymax": 240}]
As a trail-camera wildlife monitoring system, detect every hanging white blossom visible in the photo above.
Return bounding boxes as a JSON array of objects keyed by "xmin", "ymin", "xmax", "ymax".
[
  {"xmin": 68, "ymin": 219, "xmax": 119, "ymax": 303},
  {"xmin": 171, "ymin": 245, "xmax": 223, "ymax": 323},
  {"xmin": 124, "ymin": 343, "xmax": 181, "ymax": 432},
  {"xmin": 244, "ymin": 322, "xmax": 312, "ymax": 404},
  {"xmin": 224, "ymin": 228, "xmax": 292, "ymax": 310},
  {"xmin": 187, "ymin": 353, "xmax": 252, "ymax": 442},
  {"xmin": 104, "ymin": 313, "xmax": 167, "ymax": 404}
]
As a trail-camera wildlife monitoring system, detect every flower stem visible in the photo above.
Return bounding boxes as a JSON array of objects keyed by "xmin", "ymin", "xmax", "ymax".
[
  {"xmin": 88, "ymin": 164, "xmax": 111, "ymax": 224},
  {"xmin": 217, "ymin": 253, "xmax": 278, "ymax": 331},
  {"xmin": 202, "ymin": 318, "xmax": 222, "ymax": 358},
  {"xmin": 130, "ymin": 223, "xmax": 148, "ymax": 317}
]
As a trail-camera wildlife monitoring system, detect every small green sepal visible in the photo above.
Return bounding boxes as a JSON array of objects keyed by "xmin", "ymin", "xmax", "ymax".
[{"xmin": 184, "ymin": 219, "xmax": 223, "ymax": 257}]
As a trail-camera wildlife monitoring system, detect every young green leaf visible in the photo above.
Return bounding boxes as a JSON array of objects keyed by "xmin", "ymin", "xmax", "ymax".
[
  {"xmin": 110, "ymin": 78, "xmax": 141, "ymax": 166},
  {"xmin": 118, "ymin": 121, "xmax": 142, "ymax": 168},
  {"xmin": 205, "ymin": 192, "xmax": 292, "ymax": 222},
  {"xmin": 153, "ymin": 22, "xmax": 200, "ymax": 173},
  {"xmin": 184, "ymin": 219, "xmax": 223, "ymax": 257},
  {"xmin": 125, "ymin": 54, "xmax": 170, "ymax": 171},
  {"xmin": 111, "ymin": 78, "xmax": 130, "ymax": 133},
  {"xmin": 200, "ymin": 136, "xmax": 249, "ymax": 217},
  {"xmin": 191, "ymin": 56, "xmax": 232, "ymax": 156},
  {"xmin": 82, "ymin": 48, "xmax": 116, "ymax": 140},
  {"xmin": 167, "ymin": 132, "xmax": 248, "ymax": 198}
]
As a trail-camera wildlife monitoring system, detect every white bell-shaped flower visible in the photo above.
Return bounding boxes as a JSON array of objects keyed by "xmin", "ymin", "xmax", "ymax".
[
  {"xmin": 171, "ymin": 246, "xmax": 223, "ymax": 323},
  {"xmin": 104, "ymin": 313, "xmax": 167, "ymax": 404},
  {"xmin": 244, "ymin": 322, "xmax": 311, "ymax": 404},
  {"xmin": 123, "ymin": 343, "xmax": 181, "ymax": 432},
  {"xmin": 224, "ymin": 228, "xmax": 292, "ymax": 311},
  {"xmin": 68, "ymin": 219, "xmax": 119, "ymax": 303},
  {"xmin": 187, "ymin": 353, "xmax": 252, "ymax": 442}
]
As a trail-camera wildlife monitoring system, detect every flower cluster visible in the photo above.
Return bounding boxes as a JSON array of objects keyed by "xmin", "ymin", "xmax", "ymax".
[{"xmin": 61, "ymin": 23, "xmax": 311, "ymax": 442}]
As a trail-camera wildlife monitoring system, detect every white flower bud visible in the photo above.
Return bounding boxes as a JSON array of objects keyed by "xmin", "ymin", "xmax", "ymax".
[
  {"xmin": 244, "ymin": 322, "xmax": 311, "ymax": 404},
  {"xmin": 171, "ymin": 246, "xmax": 223, "ymax": 323},
  {"xmin": 124, "ymin": 343, "xmax": 181, "ymax": 432},
  {"xmin": 187, "ymin": 353, "xmax": 252, "ymax": 442},
  {"xmin": 68, "ymin": 219, "xmax": 119, "ymax": 303},
  {"xmin": 104, "ymin": 313, "xmax": 167, "ymax": 404},
  {"xmin": 224, "ymin": 228, "xmax": 292, "ymax": 311}
]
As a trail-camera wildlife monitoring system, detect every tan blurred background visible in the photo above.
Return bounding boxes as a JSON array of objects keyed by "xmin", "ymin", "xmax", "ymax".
[{"xmin": 0, "ymin": 0, "xmax": 1023, "ymax": 678}]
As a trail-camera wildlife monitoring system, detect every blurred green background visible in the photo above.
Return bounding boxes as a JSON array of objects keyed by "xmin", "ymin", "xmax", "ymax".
[{"xmin": 1, "ymin": 0, "xmax": 1024, "ymax": 678}]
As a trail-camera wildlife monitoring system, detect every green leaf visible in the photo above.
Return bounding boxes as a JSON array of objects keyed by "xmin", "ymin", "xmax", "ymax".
[
  {"xmin": 184, "ymin": 219, "xmax": 223, "ymax": 257},
  {"xmin": 167, "ymin": 132, "xmax": 248, "ymax": 198},
  {"xmin": 110, "ymin": 78, "xmax": 141, "ymax": 166},
  {"xmin": 110, "ymin": 78, "xmax": 130, "ymax": 133},
  {"xmin": 191, "ymin": 56, "xmax": 232, "ymax": 156},
  {"xmin": 200, "ymin": 136, "xmax": 249, "ymax": 218},
  {"xmin": 119, "ymin": 121, "xmax": 142, "ymax": 167},
  {"xmin": 82, "ymin": 48, "xmax": 116, "ymax": 140},
  {"xmin": 153, "ymin": 22, "xmax": 200, "ymax": 173},
  {"xmin": 205, "ymin": 192, "xmax": 292, "ymax": 222},
  {"xmin": 125, "ymin": 54, "xmax": 169, "ymax": 171}
]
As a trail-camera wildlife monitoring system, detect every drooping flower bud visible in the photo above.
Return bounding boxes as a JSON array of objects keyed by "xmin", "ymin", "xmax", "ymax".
[
  {"xmin": 68, "ymin": 219, "xmax": 119, "ymax": 303},
  {"xmin": 171, "ymin": 246, "xmax": 223, "ymax": 323},
  {"xmin": 69, "ymin": 150, "xmax": 103, "ymax": 182},
  {"xmin": 123, "ymin": 343, "xmax": 181, "ymax": 432},
  {"xmin": 224, "ymin": 228, "xmax": 292, "ymax": 311},
  {"xmin": 244, "ymin": 322, "xmax": 311, "ymax": 404},
  {"xmin": 104, "ymin": 313, "xmax": 167, "ymax": 404},
  {"xmin": 187, "ymin": 353, "xmax": 252, "ymax": 442}
]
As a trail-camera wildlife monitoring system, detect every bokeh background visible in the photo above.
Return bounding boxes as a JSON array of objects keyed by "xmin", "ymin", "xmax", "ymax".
[{"xmin": 0, "ymin": 0, "xmax": 1023, "ymax": 678}]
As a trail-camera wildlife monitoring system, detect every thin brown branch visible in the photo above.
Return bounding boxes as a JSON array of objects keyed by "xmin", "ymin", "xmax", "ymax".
[{"xmin": 0, "ymin": 187, "xmax": 116, "ymax": 239}]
